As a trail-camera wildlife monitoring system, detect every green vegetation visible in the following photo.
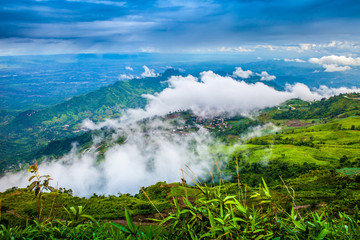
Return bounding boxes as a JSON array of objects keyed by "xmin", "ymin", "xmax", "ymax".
[
  {"xmin": 0, "ymin": 173, "xmax": 359, "ymax": 239},
  {"xmin": 0, "ymin": 69, "xmax": 179, "ymax": 172},
  {"xmin": 1, "ymin": 88, "xmax": 360, "ymax": 238},
  {"xmin": 270, "ymin": 94, "xmax": 360, "ymax": 120}
]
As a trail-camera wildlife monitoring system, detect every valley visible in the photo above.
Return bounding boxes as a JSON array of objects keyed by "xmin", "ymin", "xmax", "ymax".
[{"xmin": 0, "ymin": 69, "xmax": 360, "ymax": 239}]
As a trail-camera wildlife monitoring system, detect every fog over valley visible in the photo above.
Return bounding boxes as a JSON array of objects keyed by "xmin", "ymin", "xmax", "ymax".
[{"xmin": 1, "ymin": 68, "xmax": 359, "ymax": 196}]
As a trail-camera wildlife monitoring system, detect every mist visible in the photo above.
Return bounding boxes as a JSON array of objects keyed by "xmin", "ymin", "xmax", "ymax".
[
  {"xmin": 1, "ymin": 68, "xmax": 360, "ymax": 196},
  {"xmin": 120, "ymin": 71, "xmax": 360, "ymax": 123},
  {"xmin": 0, "ymin": 119, "xmax": 218, "ymax": 196}
]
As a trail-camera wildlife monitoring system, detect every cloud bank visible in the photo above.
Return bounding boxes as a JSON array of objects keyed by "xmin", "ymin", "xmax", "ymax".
[
  {"xmin": 0, "ymin": 120, "xmax": 216, "ymax": 196},
  {"xmin": 110, "ymin": 70, "xmax": 360, "ymax": 124}
]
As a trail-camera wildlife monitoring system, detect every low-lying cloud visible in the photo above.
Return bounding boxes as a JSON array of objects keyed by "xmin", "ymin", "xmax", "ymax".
[
  {"xmin": 119, "ymin": 65, "xmax": 158, "ymax": 80},
  {"xmin": 1, "ymin": 120, "xmax": 217, "ymax": 196},
  {"xmin": 256, "ymin": 71, "xmax": 276, "ymax": 81},
  {"xmin": 125, "ymin": 66, "xmax": 134, "ymax": 71},
  {"xmin": 141, "ymin": 65, "xmax": 158, "ymax": 78},
  {"xmin": 284, "ymin": 58, "xmax": 306, "ymax": 63},
  {"xmin": 233, "ymin": 67, "xmax": 254, "ymax": 79}
]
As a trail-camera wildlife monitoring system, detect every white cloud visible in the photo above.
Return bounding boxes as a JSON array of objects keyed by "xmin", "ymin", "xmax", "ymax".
[
  {"xmin": 316, "ymin": 40, "xmax": 359, "ymax": 50},
  {"xmin": 256, "ymin": 71, "xmax": 276, "ymax": 81},
  {"xmin": 0, "ymin": 120, "xmax": 217, "ymax": 196},
  {"xmin": 314, "ymin": 85, "xmax": 360, "ymax": 96},
  {"xmin": 140, "ymin": 47, "xmax": 156, "ymax": 53},
  {"xmin": 284, "ymin": 58, "xmax": 306, "ymax": 63},
  {"xmin": 323, "ymin": 64, "xmax": 351, "ymax": 72},
  {"xmin": 281, "ymin": 41, "xmax": 360, "ymax": 54},
  {"xmin": 283, "ymin": 43, "xmax": 316, "ymax": 52},
  {"xmin": 285, "ymin": 46, "xmax": 302, "ymax": 52},
  {"xmin": 309, "ymin": 55, "xmax": 360, "ymax": 66},
  {"xmin": 125, "ymin": 66, "xmax": 133, "ymax": 71},
  {"xmin": 141, "ymin": 65, "xmax": 158, "ymax": 78},
  {"xmin": 299, "ymin": 43, "xmax": 315, "ymax": 51},
  {"xmin": 256, "ymin": 45, "xmax": 276, "ymax": 51},
  {"xmin": 121, "ymin": 70, "xmax": 360, "ymax": 122},
  {"xmin": 219, "ymin": 46, "xmax": 232, "ymax": 52},
  {"xmin": 309, "ymin": 55, "xmax": 360, "ymax": 72},
  {"xmin": 217, "ymin": 46, "xmax": 253, "ymax": 52},
  {"xmin": 234, "ymin": 46, "xmax": 253, "ymax": 52},
  {"xmin": 232, "ymin": 67, "xmax": 254, "ymax": 79},
  {"xmin": 327, "ymin": 41, "xmax": 337, "ymax": 47},
  {"xmin": 119, "ymin": 74, "xmax": 134, "ymax": 80}
]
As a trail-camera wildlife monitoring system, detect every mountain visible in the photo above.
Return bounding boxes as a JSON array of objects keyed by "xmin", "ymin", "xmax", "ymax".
[
  {"xmin": 0, "ymin": 68, "xmax": 180, "ymax": 172},
  {"xmin": 1, "ymin": 69, "xmax": 359, "ymax": 174}
]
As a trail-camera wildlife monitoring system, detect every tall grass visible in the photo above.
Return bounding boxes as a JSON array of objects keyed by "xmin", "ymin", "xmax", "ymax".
[{"xmin": 1, "ymin": 165, "xmax": 359, "ymax": 239}]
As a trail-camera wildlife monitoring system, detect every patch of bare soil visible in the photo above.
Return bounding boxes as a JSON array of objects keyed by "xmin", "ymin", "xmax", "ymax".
[{"xmin": 110, "ymin": 211, "xmax": 170, "ymax": 226}]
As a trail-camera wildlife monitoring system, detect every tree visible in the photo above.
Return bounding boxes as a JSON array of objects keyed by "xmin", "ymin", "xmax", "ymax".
[{"xmin": 339, "ymin": 155, "xmax": 348, "ymax": 165}]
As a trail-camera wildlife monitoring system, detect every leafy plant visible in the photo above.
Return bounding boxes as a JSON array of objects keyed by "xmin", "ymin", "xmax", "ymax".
[
  {"xmin": 28, "ymin": 161, "xmax": 56, "ymax": 221},
  {"xmin": 63, "ymin": 205, "xmax": 96, "ymax": 227},
  {"xmin": 110, "ymin": 209, "xmax": 159, "ymax": 239}
]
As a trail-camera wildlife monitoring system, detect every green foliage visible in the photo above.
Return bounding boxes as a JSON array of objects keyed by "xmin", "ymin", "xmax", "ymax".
[
  {"xmin": 271, "ymin": 93, "xmax": 360, "ymax": 120},
  {"xmin": 154, "ymin": 179, "xmax": 360, "ymax": 239},
  {"xmin": 63, "ymin": 206, "xmax": 96, "ymax": 226},
  {"xmin": 28, "ymin": 161, "xmax": 56, "ymax": 221},
  {"xmin": 110, "ymin": 209, "xmax": 161, "ymax": 239},
  {"xmin": 0, "ymin": 220, "xmax": 128, "ymax": 239},
  {"xmin": 0, "ymin": 92, "xmax": 360, "ymax": 238},
  {"xmin": 0, "ymin": 177, "xmax": 359, "ymax": 239},
  {"xmin": 0, "ymin": 69, "xmax": 179, "ymax": 172}
]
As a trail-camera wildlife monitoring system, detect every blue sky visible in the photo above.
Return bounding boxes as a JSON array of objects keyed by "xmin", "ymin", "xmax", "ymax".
[{"xmin": 1, "ymin": 0, "xmax": 360, "ymax": 56}]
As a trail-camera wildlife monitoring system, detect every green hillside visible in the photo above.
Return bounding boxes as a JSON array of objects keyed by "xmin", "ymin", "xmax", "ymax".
[
  {"xmin": 270, "ymin": 93, "xmax": 360, "ymax": 120},
  {"xmin": 0, "ymin": 69, "xmax": 180, "ymax": 172},
  {"xmin": 1, "ymin": 93, "xmax": 360, "ymax": 239}
]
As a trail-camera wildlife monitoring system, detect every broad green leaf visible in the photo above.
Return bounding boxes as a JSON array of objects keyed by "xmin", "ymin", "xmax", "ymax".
[
  {"xmin": 70, "ymin": 206, "xmax": 77, "ymax": 216},
  {"xmin": 78, "ymin": 206, "xmax": 83, "ymax": 215},
  {"xmin": 293, "ymin": 221, "xmax": 306, "ymax": 231},
  {"xmin": 81, "ymin": 214, "xmax": 96, "ymax": 223},
  {"xmin": 261, "ymin": 178, "xmax": 271, "ymax": 198},
  {"xmin": 125, "ymin": 209, "xmax": 136, "ymax": 234},
  {"xmin": 208, "ymin": 208, "xmax": 215, "ymax": 228},
  {"xmin": 110, "ymin": 222, "xmax": 130, "ymax": 233},
  {"xmin": 255, "ymin": 234, "xmax": 265, "ymax": 240},
  {"xmin": 316, "ymin": 229, "xmax": 328, "ymax": 240}
]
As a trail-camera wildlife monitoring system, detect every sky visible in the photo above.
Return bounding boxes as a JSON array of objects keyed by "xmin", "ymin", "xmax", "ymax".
[{"xmin": 1, "ymin": 0, "xmax": 360, "ymax": 56}]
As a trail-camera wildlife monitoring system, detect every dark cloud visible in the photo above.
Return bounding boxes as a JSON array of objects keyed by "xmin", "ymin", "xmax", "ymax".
[{"xmin": 0, "ymin": 0, "xmax": 360, "ymax": 55}]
